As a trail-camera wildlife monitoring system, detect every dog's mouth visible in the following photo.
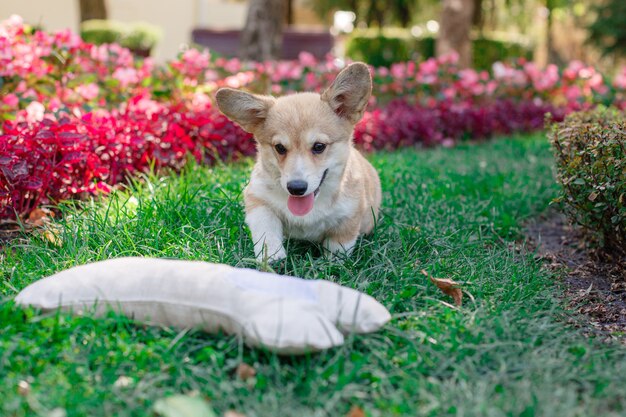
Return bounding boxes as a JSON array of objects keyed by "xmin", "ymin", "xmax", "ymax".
[{"xmin": 287, "ymin": 169, "xmax": 328, "ymax": 217}]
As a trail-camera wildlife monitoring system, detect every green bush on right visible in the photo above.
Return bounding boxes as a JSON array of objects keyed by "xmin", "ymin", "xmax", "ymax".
[{"xmin": 550, "ymin": 107, "xmax": 626, "ymax": 257}]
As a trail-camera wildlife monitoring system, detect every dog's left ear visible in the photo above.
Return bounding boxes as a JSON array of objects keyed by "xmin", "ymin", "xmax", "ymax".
[{"xmin": 321, "ymin": 62, "xmax": 372, "ymax": 125}]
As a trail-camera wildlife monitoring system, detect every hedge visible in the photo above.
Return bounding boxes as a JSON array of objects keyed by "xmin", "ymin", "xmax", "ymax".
[
  {"xmin": 550, "ymin": 107, "xmax": 626, "ymax": 256},
  {"xmin": 345, "ymin": 29, "xmax": 532, "ymax": 70}
]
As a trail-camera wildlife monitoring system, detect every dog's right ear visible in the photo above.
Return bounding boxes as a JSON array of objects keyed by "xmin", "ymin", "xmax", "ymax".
[
  {"xmin": 215, "ymin": 88, "xmax": 275, "ymax": 133},
  {"xmin": 321, "ymin": 62, "xmax": 372, "ymax": 125}
]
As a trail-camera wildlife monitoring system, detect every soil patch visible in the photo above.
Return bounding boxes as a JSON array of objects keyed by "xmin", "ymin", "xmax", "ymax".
[{"xmin": 526, "ymin": 211, "xmax": 626, "ymax": 343}]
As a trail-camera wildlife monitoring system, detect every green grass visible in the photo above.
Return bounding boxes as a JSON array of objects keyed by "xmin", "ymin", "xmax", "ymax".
[{"xmin": 2, "ymin": 134, "xmax": 626, "ymax": 416}]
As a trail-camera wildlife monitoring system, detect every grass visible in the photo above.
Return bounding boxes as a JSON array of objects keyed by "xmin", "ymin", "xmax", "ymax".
[{"xmin": 1, "ymin": 134, "xmax": 626, "ymax": 416}]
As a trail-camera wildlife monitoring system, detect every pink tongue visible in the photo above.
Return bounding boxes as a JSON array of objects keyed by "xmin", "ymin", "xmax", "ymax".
[{"xmin": 287, "ymin": 194, "xmax": 315, "ymax": 216}]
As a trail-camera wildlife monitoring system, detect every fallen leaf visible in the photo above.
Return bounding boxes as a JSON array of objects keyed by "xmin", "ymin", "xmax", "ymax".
[
  {"xmin": 235, "ymin": 363, "xmax": 256, "ymax": 381},
  {"xmin": 42, "ymin": 224, "xmax": 63, "ymax": 246},
  {"xmin": 346, "ymin": 406, "xmax": 365, "ymax": 417},
  {"xmin": 153, "ymin": 394, "xmax": 216, "ymax": 417},
  {"xmin": 421, "ymin": 269, "xmax": 463, "ymax": 306},
  {"xmin": 17, "ymin": 380, "xmax": 30, "ymax": 396},
  {"xmin": 27, "ymin": 208, "xmax": 50, "ymax": 227}
]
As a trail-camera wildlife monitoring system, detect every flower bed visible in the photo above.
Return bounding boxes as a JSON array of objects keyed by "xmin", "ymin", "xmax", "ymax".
[{"xmin": 1, "ymin": 14, "xmax": 626, "ymax": 219}]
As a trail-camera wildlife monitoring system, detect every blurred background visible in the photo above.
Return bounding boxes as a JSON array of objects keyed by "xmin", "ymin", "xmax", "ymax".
[{"xmin": 1, "ymin": 0, "xmax": 624, "ymax": 70}]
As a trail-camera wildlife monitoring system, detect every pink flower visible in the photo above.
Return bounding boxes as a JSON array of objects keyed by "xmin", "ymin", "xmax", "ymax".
[
  {"xmin": 419, "ymin": 58, "xmax": 438, "ymax": 75},
  {"xmin": 53, "ymin": 28, "xmax": 81, "ymax": 49},
  {"xmin": 223, "ymin": 57, "xmax": 241, "ymax": 73},
  {"xmin": 48, "ymin": 97, "xmax": 62, "ymax": 111},
  {"xmin": 2, "ymin": 93, "xmax": 19, "ymax": 107},
  {"xmin": 459, "ymin": 69, "xmax": 479, "ymax": 87},
  {"xmin": 130, "ymin": 96, "xmax": 163, "ymax": 118},
  {"xmin": 204, "ymin": 69, "xmax": 219, "ymax": 82},
  {"xmin": 90, "ymin": 44, "xmax": 110, "ymax": 62},
  {"xmin": 492, "ymin": 62, "xmax": 507, "ymax": 79},
  {"xmin": 391, "ymin": 63, "xmax": 406, "ymax": 79},
  {"xmin": 563, "ymin": 60, "xmax": 584, "ymax": 80},
  {"xmin": 588, "ymin": 72, "xmax": 606, "ymax": 93},
  {"xmin": 304, "ymin": 72, "xmax": 318, "ymax": 90},
  {"xmin": 190, "ymin": 92, "xmax": 211, "ymax": 112},
  {"xmin": 439, "ymin": 51, "xmax": 459, "ymax": 65},
  {"xmin": 25, "ymin": 101, "xmax": 45, "ymax": 123},
  {"xmin": 112, "ymin": 67, "xmax": 139, "ymax": 88},
  {"xmin": 0, "ymin": 15, "xmax": 24, "ymax": 37},
  {"xmin": 533, "ymin": 64, "xmax": 559, "ymax": 92},
  {"xmin": 76, "ymin": 83, "xmax": 100, "ymax": 101},
  {"xmin": 298, "ymin": 51, "xmax": 316, "ymax": 67},
  {"xmin": 565, "ymin": 85, "xmax": 582, "ymax": 101}
]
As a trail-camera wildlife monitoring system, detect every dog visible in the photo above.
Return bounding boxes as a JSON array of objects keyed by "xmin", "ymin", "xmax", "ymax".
[{"xmin": 215, "ymin": 62, "xmax": 381, "ymax": 262}]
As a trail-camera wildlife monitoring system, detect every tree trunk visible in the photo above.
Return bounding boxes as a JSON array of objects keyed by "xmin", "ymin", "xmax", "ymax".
[
  {"xmin": 240, "ymin": 0, "xmax": 286, "ymax": 61},
  {"xmin": 545, "ymin": 0, "xmax": 563, "ymax": 65},
  {"xmin": 436, "ymin": 0, "xmax": 475, "ymax": 68},
  {"xmin": 286, "ymin": 0, "xmax": 293, "ymax": 25},
  {"xmin": 78, "ymin": 0, "xmax": 108, "ymax": 22},
  {"xmin": 472, "ymin": 0, "xmax": 484, "ymax": 34}
]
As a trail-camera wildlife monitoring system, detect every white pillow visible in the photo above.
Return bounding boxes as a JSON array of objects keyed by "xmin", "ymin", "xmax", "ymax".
[{"xmin": 15, "ymin": 257, "xmax": 390, "ymax": 354}]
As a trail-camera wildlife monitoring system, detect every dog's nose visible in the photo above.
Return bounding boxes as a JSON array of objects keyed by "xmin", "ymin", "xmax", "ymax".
[{"xmin": 287, "ymin": 180, "xmax": 308, "ymax": 196}]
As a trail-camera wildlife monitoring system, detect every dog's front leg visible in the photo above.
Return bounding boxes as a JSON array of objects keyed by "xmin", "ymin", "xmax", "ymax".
[
  {"xmin": 323, "ymin": 219, "xmax": 360, "ymax": 259},
  {"xmin": 246, "ymin": 207, "xmax": 286, "ymax": 263}
]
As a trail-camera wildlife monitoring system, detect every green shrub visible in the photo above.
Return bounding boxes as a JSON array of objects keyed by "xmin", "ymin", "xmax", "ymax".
[
  {"xmin": 345, "ymin": 29, "xmax": 417, "ymax": 68},
  {"xmin": 121, "ymin": 22, "xmax": 163, "ymax": 51},
  {"xmin": 345, "ymin": 28, "xmax": 531, "ymax": 69},
  {"xmin": 550, "ymin": 107, "xmax": 626, "ymax": 256},
  {"xmin": 80, "ymin": 20, "xmax": 162, "ymax": 53},
  {"xmin": 472, "ymin": 35, "xmax": 532, "ymax": 71},
  {"xmin": 80, "ymin": 19, "xmax": 125, "ymax": 45}
]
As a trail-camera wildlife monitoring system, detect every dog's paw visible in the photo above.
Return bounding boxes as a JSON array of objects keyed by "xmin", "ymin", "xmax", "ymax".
[{"xmin": 323, "ymin": 238, "xmax": 355, "ymax": 260}]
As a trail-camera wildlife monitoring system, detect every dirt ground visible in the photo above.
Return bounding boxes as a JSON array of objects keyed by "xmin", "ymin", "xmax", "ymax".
[{"xmin": 525, "ymin": 212, "xmax": 626, "ymax": 343}]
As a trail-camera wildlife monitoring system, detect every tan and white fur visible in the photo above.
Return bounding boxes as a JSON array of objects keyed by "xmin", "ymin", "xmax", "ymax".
[{"xmin": 215, "ymin": 62, "xmax": 381, "ymax": 262}]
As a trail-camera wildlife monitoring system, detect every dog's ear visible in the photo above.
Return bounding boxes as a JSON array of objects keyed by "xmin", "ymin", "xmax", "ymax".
[
  {"xmin": 215, "ymin": 88, "xmax": 275, "ymax": 133},
  {"xmin": 321, "ymin": 62, "xmax": 372, "ymax": 124}
]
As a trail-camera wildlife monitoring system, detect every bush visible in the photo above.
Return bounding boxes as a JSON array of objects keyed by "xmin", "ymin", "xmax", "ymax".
[
  {"xmin": 550, "ymin": 107, "xmax": 626, "ymax": 256},
  {"xmin": 80, "ymin": 19, "xmax": 162, "ymax": 53},
  {"xmin": 472, "ymin": 35, "xmax": 532, "ymax": 71},
  {"xmin": 346, "ymin": 29, "xmax": 531, "ymax": 69},
  {"xmin": 80, "ymin": 19, "xmax": 125, "ymax": 45},
  {"xmin": 345, "ymin": 29, "xmax": 415, "ymax": 68}
]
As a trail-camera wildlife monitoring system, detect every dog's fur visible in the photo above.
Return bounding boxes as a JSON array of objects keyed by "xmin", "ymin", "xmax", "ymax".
[{"xmin": 215, "ymin": 62, "xmax": 381, "ymax": 262}]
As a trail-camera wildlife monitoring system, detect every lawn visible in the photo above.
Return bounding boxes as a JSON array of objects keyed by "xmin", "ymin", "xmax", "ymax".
[{"xmin": 1, "ymin": 134, "xmax": 625, "ymax": 417}]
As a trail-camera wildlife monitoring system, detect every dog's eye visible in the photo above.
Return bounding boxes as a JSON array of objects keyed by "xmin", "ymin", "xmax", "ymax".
[
  {"xmin": 274, "ymin": 144, "xmax": 287, "ymax": 155},
  {"xmin": 312, "ymin": 142, "xmax": 326, "ymax": 154}
]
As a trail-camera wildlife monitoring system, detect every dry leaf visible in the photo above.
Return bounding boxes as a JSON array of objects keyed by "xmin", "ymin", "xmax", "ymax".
[
  {"xmin": 42, "ymin": 224, "xmax": 63, "ymax": 246},
  {"xmin": 27, "ymin": 208, "xmax": 51, "ymax": 227},
  {"xmin": 17, "ymin": 380, "xmax": 30, "ymax": 396},
  {"xmin": 421, "ymin": 269, "xmax": 463, "ymax": 306},
  {"xmin": 235, "ymin": 363, "xmax": 256, "ymax": 381},
  {"xmin": 346, "ymin": 406, "xmax": 365, "ymax": 417}
]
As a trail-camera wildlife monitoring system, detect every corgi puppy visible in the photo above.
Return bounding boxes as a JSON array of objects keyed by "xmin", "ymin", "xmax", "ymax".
[{"xmin": 215, "ymin": 62, "xmax": 381, "ymax": 262}]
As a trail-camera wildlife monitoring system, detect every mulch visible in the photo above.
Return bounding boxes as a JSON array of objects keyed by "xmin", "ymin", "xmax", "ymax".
[{"xmin": 525, "ymin": 212, "xmax": 626, "ymax": 343}]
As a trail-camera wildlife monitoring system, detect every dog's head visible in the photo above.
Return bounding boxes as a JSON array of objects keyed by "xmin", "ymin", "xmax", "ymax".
[{"xmin": 215, "ymin": 62, "xmax": 372, "ymax": 216}]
